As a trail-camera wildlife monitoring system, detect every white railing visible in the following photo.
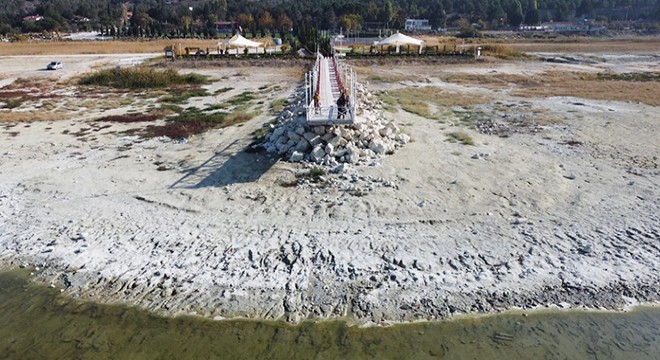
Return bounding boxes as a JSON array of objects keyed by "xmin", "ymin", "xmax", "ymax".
[{"xmin": 304, "ymin": 54, "xmax": 356, "ymax": 125}]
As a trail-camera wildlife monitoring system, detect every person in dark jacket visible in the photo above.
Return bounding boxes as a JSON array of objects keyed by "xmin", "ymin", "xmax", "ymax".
[{"xmin": 336, "ymin": 92, "xmax": 346, "ymax": 119}]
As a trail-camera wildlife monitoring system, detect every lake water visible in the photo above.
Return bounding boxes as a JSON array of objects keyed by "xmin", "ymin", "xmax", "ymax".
[{"xmin": 1, "ymin": 269, "xmax": 658, "ymax": 359}]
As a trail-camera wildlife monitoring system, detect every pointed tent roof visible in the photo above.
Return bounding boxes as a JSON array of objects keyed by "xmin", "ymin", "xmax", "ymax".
[
  {"xmin": 375, "ymin": 31, "xmax": 423, "ymax": 47},
  {"xmin": 219, "ymin": 33, "xmax": 262, "ymax": 48}
]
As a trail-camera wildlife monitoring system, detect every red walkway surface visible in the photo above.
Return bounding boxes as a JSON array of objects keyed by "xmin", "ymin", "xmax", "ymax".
[{"xmin": 307, "ymin": 54, "xmax": 353, "ymax": 125}]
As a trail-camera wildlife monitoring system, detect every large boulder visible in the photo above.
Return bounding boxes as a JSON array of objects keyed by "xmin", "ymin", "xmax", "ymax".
[
  {"xmin": 369, "ymin": 139, "xmax": 387, "ymax": 155},
  {"xmin": 310, "ymin": 145, "xmax": 326, "ymax": 163},
  {"xmin": 289, "ymin": 151, "xmax": 304, "ymax": 162}
]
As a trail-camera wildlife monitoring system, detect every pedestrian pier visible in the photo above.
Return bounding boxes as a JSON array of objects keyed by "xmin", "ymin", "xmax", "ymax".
[{"xmin": 304, "ymin": 54, "xmax": 356, "ymax": 125}]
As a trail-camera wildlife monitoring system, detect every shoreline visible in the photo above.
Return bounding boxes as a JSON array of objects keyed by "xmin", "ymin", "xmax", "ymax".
[{"xmin": 1, "ymin": 266, "xmax": 659, "ymax": 328}]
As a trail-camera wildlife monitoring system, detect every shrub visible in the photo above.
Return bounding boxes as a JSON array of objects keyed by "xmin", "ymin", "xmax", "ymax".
[
  {"xmin": 227, "ymin": 91, "xmax": 256, "ymax": 106},
  {"xmin": 309, "ymin": 167, "xmax": 327, "ymax": 177},
  {"xmin": 214, "ymin": 87, "xmax": 233, "ymax": 94},
  {"xmin": 141, "ymin": 109, "xmax": 255, "ymax": 139},
  {"xmin": 96, "ymin": 114, "xmax": 159, "ymax": 123},
  {"xmin": 161, "ymin": 88, "xmax": 209, "ymax": 103},
  {"xmin": 79, "ymin": 67, "xmax": 209, "ymax": 89},
  {"xmin": 271, "ymin": 98, "xmax": 288, "ymax": 113},
  {"xmin": 447, "ymin": 131, "xmax": 475, "ymax": 145}
]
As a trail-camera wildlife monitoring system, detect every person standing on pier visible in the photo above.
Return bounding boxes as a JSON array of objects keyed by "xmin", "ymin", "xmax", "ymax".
[
  {"xmin": 313, "ymin": 91, "xmax": 321, "ymax": 114},
  {"xmin": 337, "ymin": 91, "xmax": 347, "ymax": 119}
]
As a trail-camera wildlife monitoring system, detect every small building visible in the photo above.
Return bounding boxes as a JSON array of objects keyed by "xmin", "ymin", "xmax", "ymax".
[
  {"xmin": 22, "ymin": 15, "xmax": 43, "ymax": 22},
  {"xmin": 72, "ymin": 16, "xmax": 91, "ymax": 23},
  {"xmin": 521, "ymin": 21, "xmax": 607, "ymax": 32},
  {"xmin": 405, "ymin": 19, "xmax": 432, "ymax": 32},
  {"xmin": 215, "ymin": 21, "xmax": 238, "ymax": 35}
]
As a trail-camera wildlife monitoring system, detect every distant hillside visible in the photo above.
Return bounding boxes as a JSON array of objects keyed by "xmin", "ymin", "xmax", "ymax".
[{"xmin": 1, "ymin": 0, "xmax": 658, "ymax": 36}]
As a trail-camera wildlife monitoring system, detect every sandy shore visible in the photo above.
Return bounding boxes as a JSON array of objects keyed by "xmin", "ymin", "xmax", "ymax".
[{"xmin": 0, "ymin": 51, "xmax": 658, "ymax": 324}]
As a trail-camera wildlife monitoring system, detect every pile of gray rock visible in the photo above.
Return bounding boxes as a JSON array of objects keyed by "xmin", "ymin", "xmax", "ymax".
[{"xmin": 263, "ymin": 84, "xmax": 409, "ymax": 166}]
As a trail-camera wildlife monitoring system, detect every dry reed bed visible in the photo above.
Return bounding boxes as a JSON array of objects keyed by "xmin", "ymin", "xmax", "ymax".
[
  {"xmin": 0, "ymin": 38, "xmax": 271, "ymax": 56},
  {"xmin": 506, "ymin": 38, "xmax": 660, "ymax": 53},
  {"xmin": 442, "ymin": 71, "xmax": 660, "ymax": 106}
]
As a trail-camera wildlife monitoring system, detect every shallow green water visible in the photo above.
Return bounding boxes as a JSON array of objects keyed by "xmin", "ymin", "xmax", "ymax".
[{"xmin": 1, "ymin": 270, "xmax": 658, "ymax": 359}]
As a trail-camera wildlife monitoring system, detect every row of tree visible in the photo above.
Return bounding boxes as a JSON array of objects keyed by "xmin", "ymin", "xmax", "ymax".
[{"xmin": 1, "ymin": 0, "xmax": 659, "ymax": 37}]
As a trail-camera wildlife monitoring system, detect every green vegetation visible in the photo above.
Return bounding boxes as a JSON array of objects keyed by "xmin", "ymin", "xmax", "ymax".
[
  {"xmin": 309, "ymin": 167, "xmax": 327, "ymax": 178},
  {"xmin": 162, "ymin": 88, "xmax": 210, "ymax": 104},
  {"xmin": 204, "ymin": 104, "xmax": 227, "ymax": 112},
  {"xmin": 382, "ymin": 87, "xmax": 490, "ymax": 122},
  {"xmin": 226, "ymin": 92, "xmax": 257, "ymax": 106},
  {"xmin": 597, "ymin": 72, "xmax": 660, "ymax": 82},
  {"xmin": 214, "ymin": 87, "xmax": 234, "ymax": 94},
  {"xmin": 447, "ymin": 131, "xmax": 475, "ymax": 145},
  {"xmin": 79, "ymin": 67, "xmax": 209, "ymax": 89},
  {"xmin": 159, "ymin": 104, "xmax": 184, "ymax": 114},
  {"xmin": 252, "ymin": 127, "xmax": 270, "ymax": 137},
  {"xmin": 377, "ymin": 91, "xmax": 399, "ymax": 113},
  {"xmin": 1, "ymin": 98, "xmax": 23, "ymax": 109},
  {"xmin": 143, "ymin": 107, "xmax": 256, "ymax": 139},
  {"xmin": 271, "ymin": 98, "xmax": 288, "ymax": 113},
  {"xmin": 96, "ymin": 114, "xmax": 158, "ymax": 123}
]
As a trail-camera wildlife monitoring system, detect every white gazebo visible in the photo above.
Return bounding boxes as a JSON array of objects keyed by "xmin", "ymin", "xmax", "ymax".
[
  {"xmin": 375, "ymin": 31, "xmax": 424, "ymax": 53},
  {"xmin": 218, "ymin": 33, "xmax": 262, "ymax": 54}
]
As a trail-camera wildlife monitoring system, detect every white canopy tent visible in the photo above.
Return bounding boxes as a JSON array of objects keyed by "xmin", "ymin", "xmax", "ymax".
[
  {"xmin": 375, "ymin": 31, "xmax": 424, "ymax": 53},
  {"xmin": 218, "ymin": 33, "xmax": 262, "ymax": 54}
]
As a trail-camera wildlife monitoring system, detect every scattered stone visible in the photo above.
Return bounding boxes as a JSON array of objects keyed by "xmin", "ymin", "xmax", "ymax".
[
  {"xmin": 577, "ymin": 244, "xmax": 593, "ymax": 255},
  {"xmin": 289, "ymin": 151, "xmax": 304, "ymax": 162},
  {"xmin": 262, "ymin": 83, "xmax": 408, "ymax": 167},
  {"xmin": 513, "ymin": 218, "xmax": 528, "ymax": 225}
]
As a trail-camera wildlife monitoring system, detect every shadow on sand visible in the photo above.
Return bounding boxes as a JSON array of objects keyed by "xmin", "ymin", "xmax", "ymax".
[{"xmin": 170, "ymin": 140, "xmax": 278, "ymax": 189}]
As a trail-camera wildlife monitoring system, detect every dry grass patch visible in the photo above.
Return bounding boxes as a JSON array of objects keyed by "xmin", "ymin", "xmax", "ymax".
[
  {"xmin": 0, "ymin": 39, "xmax": 218, "ymax": 55},
  {"xmin": 444, "ymin": 70, "xmax": 660, "ymax": 106},
  {"xmin": 355, "ymin": 67, "xmax": 417, "ymax": 83},
  {"xmin": 224, "ymin": 111, "xmax": 256, "ymax": 124},
  {"xmin": 0, "ymin": 110, "xmax": 68, "ymax": 123},
  {"xmin": 79, "ymin": 67, "xmax": 209, "ymax": 89},
  {"xmin": 384, "ymin": 86, "xmax": 491, "ymax": 119},
  {"xmin": 443, "ymin": 73, "xmax": 544, "ymax": 89},
  {"xmin": 469, "ymin": 44, "xmax": 529, "ymax": 59},
  {"xmin": 271, "ymin": 98, "xmax": 288, "ymax": 113},
  {"xmin": 511, "ymin": 71, "xmax": 660, "ymax": 106},
  {"xmin": 446, "ymin": 131, "xmax": 475, "ymax": 145},
  {"xmin": 141, "ymin": 108, "xmax": 256, "ymax": 139},
  {"xmin": 507, "ymin": 38, "xmax": 660, "ymax": 54},
  {"xmin": 96, "ymin": 114, "xmax": 159, "ymax": 123}
]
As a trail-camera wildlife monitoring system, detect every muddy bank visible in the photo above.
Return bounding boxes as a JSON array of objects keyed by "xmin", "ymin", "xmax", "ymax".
[{"xmin": 2, "ymin": 269, "xmax": 659, "ymax": 360}]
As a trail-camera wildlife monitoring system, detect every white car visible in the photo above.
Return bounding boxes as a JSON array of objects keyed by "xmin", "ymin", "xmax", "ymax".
[{"xmin": 47, "ymin": 61, "xmax": 62, "ymax": 70}]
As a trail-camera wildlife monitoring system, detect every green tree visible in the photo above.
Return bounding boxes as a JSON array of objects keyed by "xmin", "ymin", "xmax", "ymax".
[
  {"xmin": 366, "ymin": 1, "xmax": 379, "ymax": 22},
  {"xmin": 339, "ymin": 13, "xmax": 362, "ymax": 32},
  {"xmin": 508, "ymin": 0, "xmax": 524, "ymax": 26},
  {"xmin": 381, "ymin": 0, "xmax": 395, "ymax": 28},
  {"xmin": 524, "ymin": 0, "xmax": 541, "ymax": 24},
  {"xmin": 576, "ymin": 0, "xmax": 594, "ymax": 17}
]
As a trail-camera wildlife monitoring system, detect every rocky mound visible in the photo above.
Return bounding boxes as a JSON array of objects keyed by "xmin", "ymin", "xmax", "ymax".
[{"xmin": 262, "ymin": 83, "xmax": 410, "ymax": 167}]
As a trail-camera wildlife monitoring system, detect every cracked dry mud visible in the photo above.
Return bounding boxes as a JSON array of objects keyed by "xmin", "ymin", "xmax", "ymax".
[{"xmin": 0, "ymin": 52, "xmax": 658, "ymax": 325}]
